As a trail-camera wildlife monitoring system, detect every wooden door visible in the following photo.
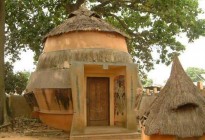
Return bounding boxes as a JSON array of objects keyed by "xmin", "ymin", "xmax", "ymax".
[{"xmin": 87, "ymin": 77, "xmax": 109, "ymax": 126}]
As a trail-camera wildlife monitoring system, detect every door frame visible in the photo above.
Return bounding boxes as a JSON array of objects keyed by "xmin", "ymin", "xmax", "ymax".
[{"xmin": 70, "ymin": 62, "xmax": 137, "ymax": 135}]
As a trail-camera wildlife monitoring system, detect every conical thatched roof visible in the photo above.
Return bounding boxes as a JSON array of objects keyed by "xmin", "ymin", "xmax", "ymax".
[
  {"xmin": 43, "ymin": 7, "xmax": 129, "ymax": 42},
  {"xmin": 143, "ymin": 56, "xmax": 205, "ymax": 138}
]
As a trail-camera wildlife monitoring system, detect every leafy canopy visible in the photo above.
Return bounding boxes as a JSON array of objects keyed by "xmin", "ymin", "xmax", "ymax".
[
  {"xmin": 186, "ymin": 67, "xmax": 205, "ymax": 82},
  {"xmin": 4, "ymin": 62, "xmax": 30, "ymax": 94},
  {"xmin": 142, "ymin": 78, "xmax": 153, "ymax": 87},
  {"xmin": 5, "ymin": 0, "xmax": 205, "ymax": 74}
]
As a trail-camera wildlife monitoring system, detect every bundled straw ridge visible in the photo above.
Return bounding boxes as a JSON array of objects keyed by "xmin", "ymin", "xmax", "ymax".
[
  {"xmin": 43, "ymin": 7, "xmax": 129, "ymax": 42},
  {"xmin": 143, "ymin": 56, "xmax": 205, "ymax": 138},
  {"xmin": 37, "ymin": 48, "xmax": 132, "ymax": 70}
]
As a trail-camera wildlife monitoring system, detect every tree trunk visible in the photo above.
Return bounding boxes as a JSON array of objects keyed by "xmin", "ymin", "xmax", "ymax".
[{"xmin": 0, "ymin": 0, "xmax": 9, "ymax": 125}]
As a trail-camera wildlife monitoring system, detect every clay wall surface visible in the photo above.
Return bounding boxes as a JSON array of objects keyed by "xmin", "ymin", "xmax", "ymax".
[
  {"xmin": 33, "ymin": 88, "xmax": 73, "ymax": 131},
  {"xmin": 9, "ymin": 95, "xmax": 32, "ymax": 118},
  {"xmin": 44, "ymin": 31, "xmax": 128, "ymax": 52},
  {"xmin": 34, "ymin": 88, "xmax": 73, "ymax": 113}
]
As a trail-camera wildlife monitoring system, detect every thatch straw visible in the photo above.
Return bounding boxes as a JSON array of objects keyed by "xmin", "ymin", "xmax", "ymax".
[
  {"xmin": 37, "ymin": 48, "xmax": 133, "ymax": 70},
  {"xmin": 136, "ymin": 94, "xmax": 157, "ymax": 119},
  {"xmin": 143, "ymin": 56, "xmax": 205, "ymax": 138},
  {"xmin": 43, "ymin": 7, "xmax": 129, "ymax": 42},
  {"xmin": 26, "ymin": 69, "xmax": 71, "ymax": 91}
]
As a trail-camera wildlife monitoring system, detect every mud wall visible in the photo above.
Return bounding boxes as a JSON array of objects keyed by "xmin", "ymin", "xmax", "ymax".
[
  {"xmin": 44, "ymin": 31, "xmax": 128, "ymax": 52},
  {"xmin": 9, "ymin": 95, "xmax": 32, "ymax": 118}
]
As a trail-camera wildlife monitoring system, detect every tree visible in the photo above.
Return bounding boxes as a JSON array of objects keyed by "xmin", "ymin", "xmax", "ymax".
[
  {"xmin": 5, "ymin": 0, "xmax": 205, "ymax": 74},
  {"xmin": 4, "ymin": 62, "xmax": 16, "ymax": 94},
  {"xmin": 186, "ymin": 67, "xmax": 205, "ymax": 82},
  {"xmin": 0, "ymin": 0, "xmax": 9, "ymax": 125},
  {"xmin": 0, "ymin": 0, "xmax": 5, "ymax": 125},
  {"xmin": 14, "ymin": 71, "xmax": 30, "ymax": 95},
  {"xmin": 142, "ymin": 78, "xmax": 154, "ymax": 87},
  {"xmin": 4, "ymin": 62, "xmax": 30, "ymax": 94}
]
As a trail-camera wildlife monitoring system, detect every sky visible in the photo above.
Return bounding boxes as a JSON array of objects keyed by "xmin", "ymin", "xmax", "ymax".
[{"xmin": 13, "ymin": 0, "xmax": 205, "ymax": 85}]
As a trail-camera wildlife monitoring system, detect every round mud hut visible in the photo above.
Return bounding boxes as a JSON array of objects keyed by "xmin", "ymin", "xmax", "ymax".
[
  {"xmin": 25, "ymin": 7, "xmax": 141, "ymax": 139},
  {"xmin": 141, "ymin": 56, "xmax": 205, "ymax": 140}
]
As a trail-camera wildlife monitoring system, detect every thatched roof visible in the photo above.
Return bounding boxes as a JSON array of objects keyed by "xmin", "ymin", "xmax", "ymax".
[
  {"xmin": 26, "ymin": 69, "xmax": 71, "ymax": 92},
  {"xmin": 43, "ymin": 7, "xmax": 129, "ymax": 42},
  {"xmin": 144, "ymin": 86, "xmax": 161, "ymax": 91},
  {"xmin": 136, "ymin": 94, "xmax": 157, "ymax": 119},
  {"xmin": 37, "ymin": 48, "xmax": 132, "ymax": 70},
  {"xmin": 143, "ymin": 56, "xmax": 205, "ymax": 138}
]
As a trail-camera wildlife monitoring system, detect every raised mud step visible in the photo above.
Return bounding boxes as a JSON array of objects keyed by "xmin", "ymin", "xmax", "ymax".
[
  {"xmin": 70, "ymin": 126, "xmax": 140, "ymax": 140},
  {"xmin": 70, "ymin": 132, "xmax": 140, "ymax": 140}
]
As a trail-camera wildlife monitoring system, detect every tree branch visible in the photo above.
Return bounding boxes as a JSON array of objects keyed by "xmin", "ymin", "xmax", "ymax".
[
  {"xmin": 105, "ymin": 13, "xmax": 134, "ymax": 35},
  {"xmin": 91, "ymin": 0, "xmax": 111, "ymax": 11},
  {"xmin": 75, "ymin": 0, "xmax": 86, "ymax": 8},
  {"xmin": 64, "ymin": 0, "xmax": 86, "ymax": 14}
]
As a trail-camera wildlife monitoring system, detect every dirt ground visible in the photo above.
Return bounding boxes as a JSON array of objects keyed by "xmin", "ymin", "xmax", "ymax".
[
  {"xmin": 0, "ymin": 132, "xmax": 69, "ymax": 140},
  {"xmin": 0, "ymin": 117, "xmax": 69, "ymax": 140},
  {"xmin": 0, "ymin": 117, "xmax": 141, "ymax": 140}
]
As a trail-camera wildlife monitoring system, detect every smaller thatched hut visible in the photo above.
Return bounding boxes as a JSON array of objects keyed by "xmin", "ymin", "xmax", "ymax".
[
  {"xmin": 136, "ymin": 94, "xmax": 157, "ymax": 119},
  {"xmin": 141, "ymin": 56, "xmax": 205, "ymax": 140}
]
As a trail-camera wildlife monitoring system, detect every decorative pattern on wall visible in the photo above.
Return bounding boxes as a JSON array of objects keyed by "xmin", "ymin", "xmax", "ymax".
[{"xmin": 114, "ymin": 75, "xmax": 126, "ymax": 116}]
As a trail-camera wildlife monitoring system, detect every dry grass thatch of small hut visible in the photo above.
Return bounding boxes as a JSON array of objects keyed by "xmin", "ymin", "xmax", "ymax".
[
  {"xmin": 43, "ymin": 7, "xmax": 129, "ymax": 42},
  {"xmin": 136, "ymin": 94, "xmax": 157, "ymax": 119},
  {"xmin": 142, "ymin": 56, "xmax": 205, "ymax": 138}
]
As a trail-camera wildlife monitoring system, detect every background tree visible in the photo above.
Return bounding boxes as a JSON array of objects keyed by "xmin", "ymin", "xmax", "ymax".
[
  {"xmin": 5, "ymin": 0, "xmax": 205, "ymax": 75},
  {"xmin": 186, "ymin": 67, "xmax": 205, "ymax": 82},
  {"xmin": 142, "ymin": 78, "xmax": 153, "ymax": 87},
  {"xmin": 4, "ymin": 62, "xmax": 30, "ymax": 94},
  {"xmin": 14, "ymin": 71, "xmax": 30, "ymax": 95},
  {"xmin": 4, "ymin": 62, "xmax": 16, "ymax": 94}
]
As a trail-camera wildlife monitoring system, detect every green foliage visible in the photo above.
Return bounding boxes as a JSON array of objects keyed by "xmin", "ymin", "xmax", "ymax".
[
  {"xmin": 4, "ymin": 62, "xmax": 15, "ymax": 94},
  {"xmin": 142, "ymin": 78, "xmax": 153, "ymax": 87},
  {"xmin": 186, "ymin": 67, "xmax": 205, "ymax": 82},
  {"xmin": 5, "ymin": 0, "xmax": 67, "ymax": 61},
  {"xmin": 5, "ymin": 0, "xmax": 205, "ymax": 73},
  {"xmin": 4, "ymin": 62, "xmax": 30, "ymax": 94},
  {"xmin": 15, "ymin": 71, "xmax": 30, "ymax": 94}
]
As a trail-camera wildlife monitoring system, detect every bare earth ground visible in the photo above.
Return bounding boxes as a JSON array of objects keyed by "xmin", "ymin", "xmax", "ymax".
[
  {"xmin": 0, "ymin": 132, "xmax": 68, "ymax": 140},
  {"xmin": 0, "ymin": 117, "xmax": 69, "ymax": 140},
  {"xmin": 0, "ymin": 118, "xmax": 141, "ymax": 140}
]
